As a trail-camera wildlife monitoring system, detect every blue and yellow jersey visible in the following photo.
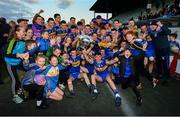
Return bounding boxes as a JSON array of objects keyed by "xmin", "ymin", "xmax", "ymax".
[
  {"xmin": 112, "ymin": 64, "xmax": 120, "ymax": 77},
  {"xmin": 43, "ymin": 64, "xmax": 65, "ymax": 77},
  {"xmin": 146, "ymin": 35, "xmax": 152, "ymax": 42},
  {"xmin": 130, "ymin": 39, "xmax": 146, "ymax": 56},
  {"xmin": 85, "ymin": 63, "xmax": 94, "ymax": 74},
  {"xmin": 46, "ymin": 67, "xmax": 59, "ymax": 77},
  {"xmin": 66, "ymin": 33, "xmax": 76, "ymax": 40},
  {"xmin": 47, "ymin": 28, "xmax": 56, "ymax": 38},
  {"xmin": 93, "ymin": 59, "xmax": 109, "ymax": 74},
  {"xmin": 91, "ymin": 28, "xmax": 98, "ymax": 33},
  {"xmin": 145, "ymin": 35, "xmax": 155, "ymax": 57},
  {"xmin": 69, "ymin": 55, "xmax": 82, "ymax": 73},
  {"xmin": 43, "ymin": 64, "xmax": 65, "ymax": 96},
  {"xmin": 98, "ymin": 41, "xmax": 108, "ymax": 48},
  {"xmin": 56, "ymin": 28, "xmax": 68, "ymax": 39},
  {"xmin": 145, "ymin": 35, "xmax": 154, "ymax": 50}
]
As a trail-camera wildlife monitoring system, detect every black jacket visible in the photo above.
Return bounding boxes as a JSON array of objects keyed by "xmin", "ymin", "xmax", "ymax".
[
  {"xmin": 119, "ymin": 56, "xmax": 135, "ymax": 77},
  {"xmin": 149, "ymin": 25, "xmax": 171, "ymax": 49}
]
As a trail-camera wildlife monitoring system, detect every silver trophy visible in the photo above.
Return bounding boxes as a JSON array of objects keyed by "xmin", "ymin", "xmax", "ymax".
[{"xmin": 77, "ymin": 35, "xmax": 93, "ymax": 50}]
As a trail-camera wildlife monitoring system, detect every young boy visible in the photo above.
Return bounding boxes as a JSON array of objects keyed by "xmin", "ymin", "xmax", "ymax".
[
  {"xmin": 22, "ymin": 54, "xmax": 48, "ymax": 109},
  {"xmin": 125, "ymin": 31, "xmax": 146, "ymax": 90},
  {"xmin": 111, "ymin": 46, "xmax": 123, "ymax": 84},
  {"xmin": 25, "ymin": 40, "xmax": 39, "ymax": 63},
  {"xmin": 140, "ymin": 25, "xmax": 158, "ymax": 88},
  {"xmin": 169, "ymin": 33, "xmax": 180, "ymax": 76},
  {"xmin": 63, "ymin": 37, "xmax": 73, "ymax": 53},
  {"xmin": 83, "ymin": 50, "xmax": 121, "ymax": 107},
  {"xmin": 67, "ymin": 49, "xmax": 91, "ymax": 95},
  {"xmin": 56, "ymin": 20, "xmax": 68, "ymax": 49},
  {"xmin": 119, "ymin": 48, "xmax": 142, "ymax": 105},
  {"xmin": 46, "ymin": 47, "xmax": 63, "ymax": 65},
  {"xmin": 58, "ymin": 53, "xmax": 71, "ymax": 90},
  {"xmin": 46, "ymin": 18, "xmax": 56, "ymax": 39},
  {"xmin": 36, "ymin": 30, "xmax": 50, "ymax": 54},
  {"xmin": 169, "ymin": 33, "xmax": 179, "ymax": 54}
]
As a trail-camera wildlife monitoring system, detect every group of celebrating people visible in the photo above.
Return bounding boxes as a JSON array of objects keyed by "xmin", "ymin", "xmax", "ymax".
[{"xmin": 0, "ymin": 9, "xmax": 179, "ymax": 109}]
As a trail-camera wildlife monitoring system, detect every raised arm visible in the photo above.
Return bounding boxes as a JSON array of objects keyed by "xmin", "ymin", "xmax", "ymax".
[
  {"xmin": 58, "ymin": 64, "xmax": 66, "ymax": 70},
  {"xmin": 32, "ymin": 9, "xmax": 44, "ymax": 24},
  {"xmin": 157, "ymin": 21, "xmax": 171, "ymax": 35},
  {"xmin": 23, "ymin": 53, "xmax": 35, "ymax": 70},
  {"xmin": 82, "ymin": 50, "xmax": 93, "ymax": 64},
  {"xmin": 86, "ymin": 44, "xmax": 94, "ymax": 54},
  {"xmin": 106, "ymin": 57, "xmax": 119, "ymax": 65}
]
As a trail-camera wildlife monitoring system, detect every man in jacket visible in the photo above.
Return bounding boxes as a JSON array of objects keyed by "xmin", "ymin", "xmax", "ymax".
[{"xmin": 149, "ymin": 20, "xmax": 171, "ymax": 85}]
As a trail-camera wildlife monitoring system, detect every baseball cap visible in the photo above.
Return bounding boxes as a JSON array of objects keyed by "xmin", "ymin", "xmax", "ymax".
[{"xmin": 17, "ymin": 18, "xmax": 29, "ymax": 23}]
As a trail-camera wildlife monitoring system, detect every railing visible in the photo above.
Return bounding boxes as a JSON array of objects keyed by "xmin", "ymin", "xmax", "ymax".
[{"xmin": 122, "ymin": 15, "xmax": 180, "ymax": 27}]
